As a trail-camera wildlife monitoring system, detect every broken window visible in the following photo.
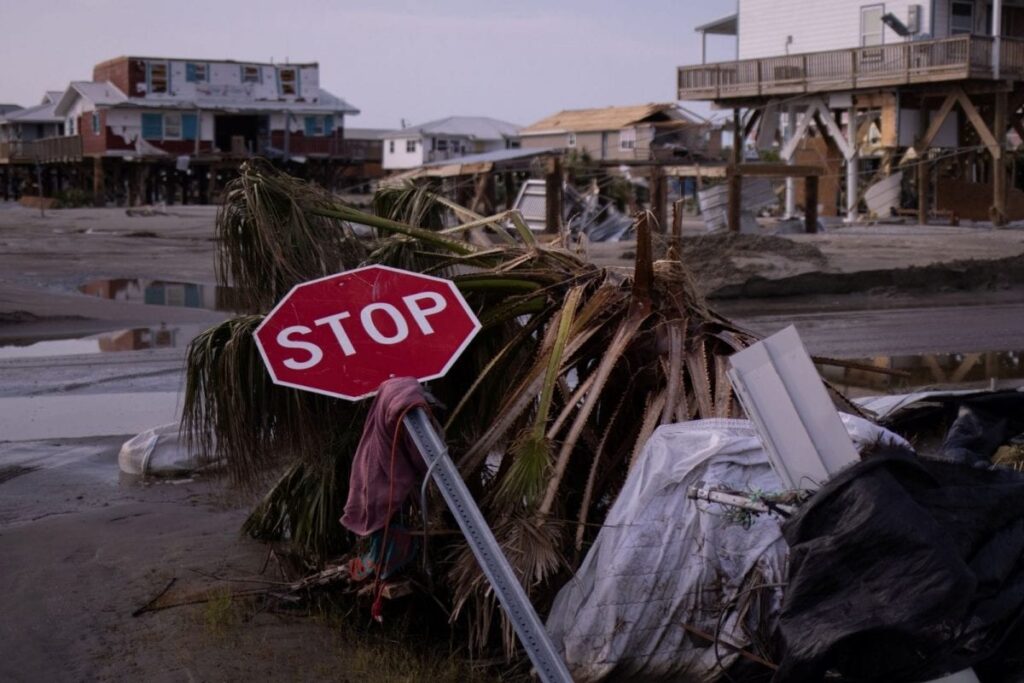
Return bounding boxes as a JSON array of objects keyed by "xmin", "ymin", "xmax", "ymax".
[
  {"xmin": 242, "ymin": 65, "xmax": 261, "ymax": 84},
  {"xmin": 278, "ymin": 68, "xmax": 297, "ymax": 96},
  {"xmin": 951, "ymin": 0, "xmax": 975, "ymax": 34},
  {"xmin": 186, "ymin": 62, "xmax": 207, "ymax": 83},
  {"xmin": 619, "ymin": 127, "xmax": 636, "ymax": 151},
  {"xmin": 148, "ymin": 62, "xmax": 168, "ymax": 94},
  {"xmin": 164, "ymin": 113, "xmax": 182, "ymax": 139}
]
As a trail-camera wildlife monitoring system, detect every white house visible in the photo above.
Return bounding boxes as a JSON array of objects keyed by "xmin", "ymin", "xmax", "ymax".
[
  {"xmin": 697, "ymin": 1, "xmax": 1024, "ymax": 62},
  {"xmin": 382, "ymin": 116, "xmax": 520, "ymax": 170}
]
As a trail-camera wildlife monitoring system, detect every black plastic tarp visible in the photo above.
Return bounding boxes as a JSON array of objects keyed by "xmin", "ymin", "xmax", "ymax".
[{"xmin": 775, "ymin": 446, "xmax": 1024, "ymax": 682}]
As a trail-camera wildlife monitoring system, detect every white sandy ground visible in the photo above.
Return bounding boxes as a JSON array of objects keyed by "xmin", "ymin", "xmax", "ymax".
[{"xmin": 2, "ymin": 203, "xmax": 1024, "ymax": 680}]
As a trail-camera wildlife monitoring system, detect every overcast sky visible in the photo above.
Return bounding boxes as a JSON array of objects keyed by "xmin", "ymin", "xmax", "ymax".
[{"xmin": 0, "ymin": 0, "xmax": 738, "ymax": 128}]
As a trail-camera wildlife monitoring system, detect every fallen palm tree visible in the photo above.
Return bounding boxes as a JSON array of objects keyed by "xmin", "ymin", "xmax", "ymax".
[{"xmin": 183, "ymin": 160, "xmax": 757, "ymax": 653}]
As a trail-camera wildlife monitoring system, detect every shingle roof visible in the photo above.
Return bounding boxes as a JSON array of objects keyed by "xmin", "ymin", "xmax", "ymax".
[
  {"xmin": 382, "ymin": 116, "xmax": 520, "ymax": 141},
  {"xmin": 521, "ymin": 103, "xmax": 690, "ymax": 135},
  {"xmin": 3, "ymin": 100, "xmax": 61, "ymax": 123}
]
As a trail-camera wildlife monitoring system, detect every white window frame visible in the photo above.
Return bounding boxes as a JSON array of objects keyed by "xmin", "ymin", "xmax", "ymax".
[
  {"xmin": 619, "ymin": 127, "xmax": 637, "ymax": 151},
  {"xmin": 406, "ymin": 139, "xmax": 417, "ymax": 153},
  {"xmin": 567, "ymin": 132, "xmax": 576, "ymax": 148},
  {"xmin": 91, "ymin": 112, "xmax": 100, "ymax": 135},
  {"xmin": 860, "ymin": 4, "xmax": 886, "ymax": 46},
  {"xmin": 389, "ymin": 140, "xmax": 395, "ymax": 154},
  {"xmin": 950, "ymin": 0, "xmax": 975, "ymax": 35},
  {"xmin": 164, "ymin": 112, "xmax": 182, "ymax": 140},
  {"xmin": 278, "ymin": 68, "xmax": 298, "ymax": 96}
]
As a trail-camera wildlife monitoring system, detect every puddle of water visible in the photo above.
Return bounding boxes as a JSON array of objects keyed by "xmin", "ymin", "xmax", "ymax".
[
  {"xmin": 78, "ymin": 278, "xmax": 241, "ymax": 312},
  {"xmin": 819, "ymin": 350, "xmax": 1024, "ymax": 393},
  {"xmin": 0, "ymin": 391, "xmax": 181, "ymax": 441},
  {"xmin": 0, "ymin": 323, "xmax": 206, "ymax": 360}
]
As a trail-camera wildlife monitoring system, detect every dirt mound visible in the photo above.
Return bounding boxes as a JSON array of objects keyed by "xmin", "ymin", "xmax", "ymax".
[
  {"xmin": 677, "ymin": 234, "xmax": 829, "ymax": 294},
  {"xmin": 711, "ymin": 253, "xmax": 1024, "ymax": 299}
]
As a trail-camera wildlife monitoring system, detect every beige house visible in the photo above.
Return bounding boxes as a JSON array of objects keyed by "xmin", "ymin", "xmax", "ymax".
[{"xmin": 519, "ymin": 103, "xmax": 713, "ymax": 162}]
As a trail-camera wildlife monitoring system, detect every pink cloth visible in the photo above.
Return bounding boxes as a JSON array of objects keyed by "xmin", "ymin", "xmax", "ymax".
[{"xmin": 340, "ymin": 377, "xmax": 430, "ymax": 536}]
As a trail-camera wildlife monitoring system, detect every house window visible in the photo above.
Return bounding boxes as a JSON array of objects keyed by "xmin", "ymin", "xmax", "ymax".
[
  {"xmin": 68, "ymin": 117, "xmax": 76, "ymax": 136},
  {"xmin": 437, "ymin": 139, "xmax": 448, "ymax": 151},
  {"xmin": 148, "ymin": 61, "xmax": 169, "ymax": 94},
  {"xmin": 242, "ymin": 65, "xmax": 261, "ymax": 83},
  {"xmin": 164, "ymin": 113, "xmax": 182, "ymax": 139},
  {"xmin": 389, "ymin": 140, "xmax": 395, "ymax": 154},
  {"xmin": 182, "ymin": 113, "xmax": 198, "ymax": 141},
  {"xmin": 619, "ymin": 128, "xmax": 637, "ymax": 151},
  {"xmin": 304, "ymin": 116, "xmax": 325, "ymax": 136},
  {"xmin": 91, "ymin": 112, "xmax": 100, "ymax": 135},
  {"xmin": 141, "ymin": 113, "xmax": 163, "ymax": 139},
  {"xmin": 278, "ymin": 68, "xmax": 297, "ymax": 96},
  {"xmin": 951, "ymin": 0, "xmax": 975, "ymax": 34},
  {"xmin": 567, "ymin": 133, "xmax": 577, "ymax": 148},
  {"xmin": 860, "ymin": 5, "xmax": 885, "ymax": 46},
  {"xmin": 186, "ymin": 62, "xmax": 207, "ymax": 83},
  {"xmin": 406, "ymin": 139, "xmax": 417, "ymax": 153}
]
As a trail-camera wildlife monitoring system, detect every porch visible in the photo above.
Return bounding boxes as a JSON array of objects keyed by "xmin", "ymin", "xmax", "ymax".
[{"xmin": 678, "ymin": 35, "xmax": 1024, "ymax": 102}]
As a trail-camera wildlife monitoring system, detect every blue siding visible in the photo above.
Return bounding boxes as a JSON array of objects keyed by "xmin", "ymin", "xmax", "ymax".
[{"xmin": 141, "ymin": 113, "xmax": 163, "ymax": 139}]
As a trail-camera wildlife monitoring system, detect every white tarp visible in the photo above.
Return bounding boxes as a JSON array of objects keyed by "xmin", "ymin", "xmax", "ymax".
[
  {"xmin": 118, "ymin": 422, "xmax": 197, "ymax": 476},
  {"xmin": 547, "ymin": 414, "xmax": 909, "ymax": 682}
]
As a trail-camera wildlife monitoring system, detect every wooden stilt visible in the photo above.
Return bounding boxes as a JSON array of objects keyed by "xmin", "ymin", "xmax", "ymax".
[
  {"xmin": 728, "ymin": 108, "xmax": 742, "ymax": 233},
  {"xmin": 545, "ymin": 156, "xmax": 563, "ymax": 234},
  {"xmin": 993, "ymin": 90, "xmax": 1008, "ymax": 226},
  {"xmin": 805, "ymin": 175, "xmax": 819, "ymax": 234},
  {"xmin": 92, "ymin": 157, "xmax": 105, "ymax": 207},
  {"xmin": 649, "ymin": 165, "xmax": 667, "ymax": 233},
  {"xmin": 503, "ymin": 171, "xmax": 515, "ymax": 210}
]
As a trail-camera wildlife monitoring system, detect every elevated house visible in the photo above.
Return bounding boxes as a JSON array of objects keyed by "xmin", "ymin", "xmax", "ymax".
[
  {"xmin": 0, "ymin": 92, "xmax": 66, "ymax": 162},
  {"xmin": 679, "ymin": 0, "xmax": 1024, "ymax": 224},
  {"xmin": 382, "ymin": 116, "xmax": 520, "ymax": 170},
  {"xmin": 2, "ymin": 55, "xmax": 361, "ymax": 205},
  {"xmin": 520, "ymin": 103, "xmax": 717, "ymax": 162}
]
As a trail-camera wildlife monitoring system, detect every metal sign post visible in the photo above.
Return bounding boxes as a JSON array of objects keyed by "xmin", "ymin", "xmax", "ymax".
[{"xmin": 403, "ymin": 407, "xmax": 573, "ymax": 683}]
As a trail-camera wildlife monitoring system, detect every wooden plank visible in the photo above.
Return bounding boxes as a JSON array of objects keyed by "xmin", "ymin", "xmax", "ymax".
[
  {"xmin": 956, "ymin": 89, "xmax": 1000, "ymax": 153},
  {"xmin": 781, "ymin": 105, "xmax": 816, "ymax": 161},
  {"xmin": 734, "ymin": 163, "xmax": 825, "ymax": 177},
  {"xmin": 805, "ymin": 176, "xmax": 819, "ymax": 234},
  {"xmin": 918, "ymin": 93, "xmax": 958, "ymax": 150}
]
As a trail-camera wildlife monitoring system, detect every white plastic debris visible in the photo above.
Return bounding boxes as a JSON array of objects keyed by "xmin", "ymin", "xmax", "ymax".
[
  {"xmin": 547, "ymin": 414, "xmax": 907, "ymax": 682},
  {"xmin": 118, "ymin": 422, "xmax": 196, "ymax": 476}
]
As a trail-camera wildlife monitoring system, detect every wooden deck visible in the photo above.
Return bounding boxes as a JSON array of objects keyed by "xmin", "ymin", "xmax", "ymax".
[
  {"xmin": 0, "ymin": 136, "xmax": 82, "ymax": 164},
  {"xmin": 678, "ymin": 35, "xmax": 1024, "ymax": 102}
]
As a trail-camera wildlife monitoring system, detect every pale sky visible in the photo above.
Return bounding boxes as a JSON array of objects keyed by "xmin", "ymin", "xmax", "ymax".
[{"xmin": 0, "ymin": 0, "xmax": 738, "ymax": 128}]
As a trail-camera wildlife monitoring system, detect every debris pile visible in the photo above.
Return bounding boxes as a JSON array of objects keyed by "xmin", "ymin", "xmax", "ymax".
[{"xmin": 179, "ymin": 163, "xmax": 1024, "ymax": 681}]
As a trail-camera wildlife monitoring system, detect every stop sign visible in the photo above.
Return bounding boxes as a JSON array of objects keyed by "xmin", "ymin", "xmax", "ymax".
[{"xmin": 254, "ymin": 265, "xmax": 481, "ymax": 401}]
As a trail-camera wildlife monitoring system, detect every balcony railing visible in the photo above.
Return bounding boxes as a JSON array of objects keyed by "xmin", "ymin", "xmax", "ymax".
[
  {"xmin": 678, "ymin": 35, "xmax": 1024, "ymax": 101},
  {"xmin": 0, "ymin": 136, "xmax": 82, "ymax": 163}
]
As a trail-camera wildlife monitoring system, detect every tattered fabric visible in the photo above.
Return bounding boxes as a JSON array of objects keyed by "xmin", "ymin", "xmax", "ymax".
[{"xmin": 340, "ymin": 377, "xmax": 429, "ymax": 536}]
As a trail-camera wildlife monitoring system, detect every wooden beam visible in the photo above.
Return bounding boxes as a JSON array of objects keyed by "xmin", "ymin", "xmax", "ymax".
[
  {"xmin": 781, "ymin": 105, "xmax": 815, "ymax": 161},
  {"xmin": 955, "ymin": 89, "xmax": 1000, "ymax": 154},
  {"xmin": 733, "ymin": 163, "xmax": 825, "ymax": 177},
  {"xmin": 918, "ymin": 93, "xmax": 958, "ymax": 151},
  {"xmin": 813, "ymin": 101, "xmax": 854, "ymax": 161},
  {"xmin": 545, "ymin": 156, "xmax": 562, "ymax": 234}
]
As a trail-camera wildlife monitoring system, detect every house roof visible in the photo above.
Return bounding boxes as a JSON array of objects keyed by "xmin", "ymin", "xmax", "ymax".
[
  {"xmin": 2, "ymin": 99, "xmax": 62, "ymax": 124},
  {"xmin": 520, "ymin": 103, "xmax": 692, "ymax": 136},
  {"xmin": 695, "ymin": 13, "xmax": 738, "ymax": 36},
  {"xmin": 382, "ymin": 116, "xmax": 520, "ymax": 141},
  {"xmin": 54, "ymin": 80, "xmax": 358, "ymax": 116},
  {"xmin": 95, "ymin": 55, "xmax": 318, "ymax": 69},
  {"xmin": 344, "ymin": 128, "xmax": 394, "ymax": 140}
]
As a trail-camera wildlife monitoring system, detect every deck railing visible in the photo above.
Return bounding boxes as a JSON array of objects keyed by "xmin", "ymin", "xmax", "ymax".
[
  {"xmin": 679, "ymin": 35, "xmax": 1024, "ymax": 101},
  {"xmin": 0, "ymin": 136, "xmax": 82, "ymax": 163}
]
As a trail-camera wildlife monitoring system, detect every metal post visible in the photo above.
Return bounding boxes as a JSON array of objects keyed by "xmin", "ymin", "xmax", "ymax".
[
  {"xmin": 785, "ymin": 106, "xmax": 797, "ymax": 218},
  {"xmin": 846, "ymin": 106, "xmax": 859, "ymax": 223},
  {"xmin": 402, "ymin": 408, "xmax": 573, "ymax": 683}
]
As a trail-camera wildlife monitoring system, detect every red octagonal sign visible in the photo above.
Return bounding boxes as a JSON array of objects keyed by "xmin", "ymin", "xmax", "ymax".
[{"xmin": 254, "ymin": 265, "xmax": 481, "ymax": 401}]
